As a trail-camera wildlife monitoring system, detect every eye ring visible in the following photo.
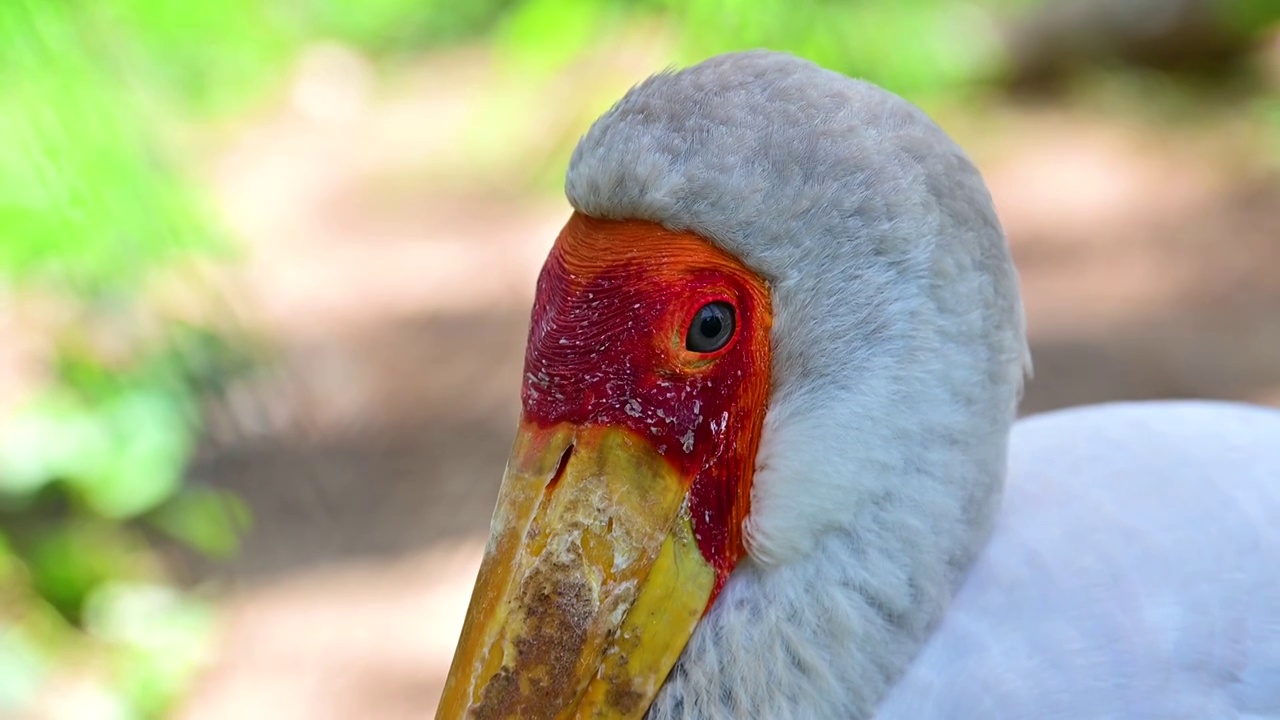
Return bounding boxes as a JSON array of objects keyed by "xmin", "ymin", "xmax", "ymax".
[{"xmin": 685, "ymin": 301, "xmax": 736, "ymax": 354}]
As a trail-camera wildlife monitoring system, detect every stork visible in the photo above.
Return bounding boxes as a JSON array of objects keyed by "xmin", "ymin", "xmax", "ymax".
[{"xmin": 436, "ymin": 50, "xmax": 1280, "ymax": 719}]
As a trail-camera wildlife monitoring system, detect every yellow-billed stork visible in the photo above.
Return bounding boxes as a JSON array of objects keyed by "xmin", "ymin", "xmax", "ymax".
[{"xmin": 436, "ymin": 50, "xmax": 1280, "ymax": 719}]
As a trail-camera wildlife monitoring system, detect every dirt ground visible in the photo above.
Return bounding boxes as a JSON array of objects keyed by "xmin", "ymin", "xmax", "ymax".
[{"xmin": 172, "ymin": 49, "xmax": 1280, "ymax": 719}]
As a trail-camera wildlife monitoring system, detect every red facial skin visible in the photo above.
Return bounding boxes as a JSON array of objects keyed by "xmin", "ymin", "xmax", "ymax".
[{"xmin": 522, "ymin": 213, "xmax": 773, "ymax": 601}]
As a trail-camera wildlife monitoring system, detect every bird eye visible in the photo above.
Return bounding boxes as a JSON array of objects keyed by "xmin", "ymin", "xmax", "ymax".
[{"xmin": 685, "ymin": 301, "xmax": 736, "ymax": 354}]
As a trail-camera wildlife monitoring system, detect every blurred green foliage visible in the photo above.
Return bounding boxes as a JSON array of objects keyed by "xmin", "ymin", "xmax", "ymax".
[
  {"xmin": 2, "ymin": 1, "xmax": 252, "ymax": 717},
  {"xmin": 10, "ymin": 0, "xmax": 1054, "ymax": 127},
  {"xmin": 664, "ymin": 0, "xmax": 1030, "ymax": 97},
  {"xmin": 1227, "ymin": 0, "xmax": 1280, "ymax": 33}
]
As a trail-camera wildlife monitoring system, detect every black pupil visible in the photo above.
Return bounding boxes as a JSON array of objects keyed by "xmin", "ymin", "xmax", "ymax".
[{"xmin": 686, "ymin": 302, "xmax": 734, "ymax": 353}]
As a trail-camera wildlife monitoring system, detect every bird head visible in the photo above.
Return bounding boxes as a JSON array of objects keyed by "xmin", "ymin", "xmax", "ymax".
[{"xmin": 437, "ymin": 51, "xmax": 1030, "ymax": 719}]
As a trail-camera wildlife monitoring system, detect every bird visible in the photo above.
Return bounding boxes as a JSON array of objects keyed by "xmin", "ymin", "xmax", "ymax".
[{"xmin": 435, "ymin": 50, "xmax": 1280, "ymax": 719}]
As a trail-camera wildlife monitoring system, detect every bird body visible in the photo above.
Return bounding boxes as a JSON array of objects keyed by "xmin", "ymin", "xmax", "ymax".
[
  {"xmin": 880, "ymin": 400, "xmax": 1280, "ymax": 720},
  {"xmin": 437, "ymin": 51, "xmax": 1280, "ymax": 719}
]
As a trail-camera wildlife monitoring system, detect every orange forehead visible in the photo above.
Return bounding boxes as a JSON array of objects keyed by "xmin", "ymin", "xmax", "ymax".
[{"xmin": 555, "ymin": 214, "xmax": 763, "ymax": 283}]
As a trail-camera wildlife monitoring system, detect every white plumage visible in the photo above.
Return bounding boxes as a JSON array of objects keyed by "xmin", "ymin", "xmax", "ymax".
[{"xmin": 880, "ymin": 401, "xmax": 1280, "ymax": 719}]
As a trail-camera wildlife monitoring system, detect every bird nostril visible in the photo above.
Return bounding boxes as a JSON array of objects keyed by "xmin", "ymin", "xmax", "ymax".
[{"xmin": 547, "ymin": 443, "xmax": 574, "ymax": 493}]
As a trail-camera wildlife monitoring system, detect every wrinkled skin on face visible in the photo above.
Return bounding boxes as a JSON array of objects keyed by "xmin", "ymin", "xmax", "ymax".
[
  {"xmin": 523, "ymin": 214, "xmax": 773, "ymax": 586},
  {"xmin": 437, "ymin": 213, "xmax": 773, "ymax": 719}
]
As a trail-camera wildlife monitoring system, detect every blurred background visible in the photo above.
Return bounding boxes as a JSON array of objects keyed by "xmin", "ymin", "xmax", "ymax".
[{"xmin": 1, "ymin": 0, "xmax": 1278, "ymax": 717}]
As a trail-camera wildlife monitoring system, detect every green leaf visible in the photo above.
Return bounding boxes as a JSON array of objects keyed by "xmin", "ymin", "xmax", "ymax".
[
  {"xmin": 24, "ymin": 522, "xmax": 151, "ymax": 621},
  {"xmin": 83, "ymin": 582, "xmax": 214, "ymax": 718},
  {"xmin": 149, "ymin": 488, "xmax": 250, "ymax": 558},
  {"xmin": 0, "ymin": 394, "xmax": 113, "ymax": 498},
  {"xmin": 1224, "ymin": 0, "xmax": 1280, "ymax": 34},
  {"xmin": 498, "ymin": 0, "xmax": 618, "ymax": 76},
  {"xmin": 70, "ymin": 388, "xmax": 193, "ymax": 520},
  {"xmin": 0, "ymin": 384, "xmax": 195, "ymax": 519}
]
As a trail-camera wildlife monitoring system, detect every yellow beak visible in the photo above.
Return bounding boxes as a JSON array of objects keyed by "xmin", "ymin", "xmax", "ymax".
[{"xmin": 436, "ymin": 420, "xmax": 717, "ymax": 719}]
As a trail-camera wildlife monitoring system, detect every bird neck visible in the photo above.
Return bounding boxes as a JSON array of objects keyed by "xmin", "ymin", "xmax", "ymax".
[{"xmin": 649, "ymin": 433, "xmax": 1011, "ymax": 719}]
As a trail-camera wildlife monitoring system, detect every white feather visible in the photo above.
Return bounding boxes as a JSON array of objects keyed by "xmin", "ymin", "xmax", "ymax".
[{"xmin": 877, "ymin": 401, "xmax": 1280, "ymax": 719}]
